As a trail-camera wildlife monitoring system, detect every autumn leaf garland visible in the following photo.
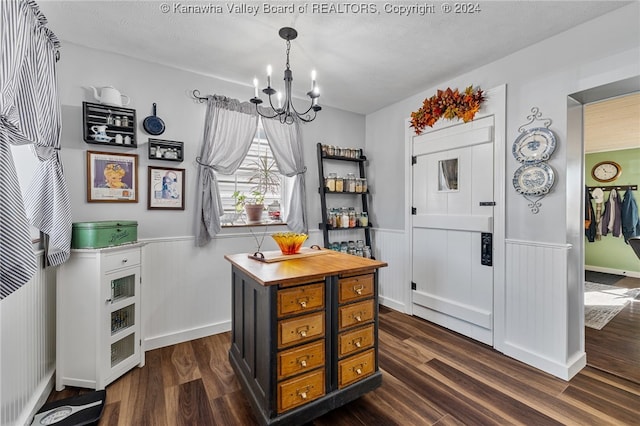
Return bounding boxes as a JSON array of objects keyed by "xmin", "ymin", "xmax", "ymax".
[{"xmin": 410, "ymin": 86, "xmax": 485, "ymax": 135}]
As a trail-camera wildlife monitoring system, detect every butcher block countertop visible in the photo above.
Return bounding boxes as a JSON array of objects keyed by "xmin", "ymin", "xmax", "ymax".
[{"xmin": 224, "ymin": 248, "xmax": 387, "ymax": 287}]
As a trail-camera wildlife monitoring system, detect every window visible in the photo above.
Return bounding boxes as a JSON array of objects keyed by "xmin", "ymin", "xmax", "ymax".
[{"xmin": 217, "ymin": 119, "xmax": 289, "ymax": 226}]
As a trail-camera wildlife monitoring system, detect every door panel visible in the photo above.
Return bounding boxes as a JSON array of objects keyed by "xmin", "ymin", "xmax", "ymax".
[{"xmin": 412, "ymin": 118, "xmax": 494, "ymax": 345}]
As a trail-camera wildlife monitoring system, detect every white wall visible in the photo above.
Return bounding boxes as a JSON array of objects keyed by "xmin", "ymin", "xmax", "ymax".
[
  {"xmin": 365, "ymin": 3, "xmax": 640, "ymax": 379},
  {"xmin": 51, "ymin": 41, "xmax": 366, "ymax": 343},
  {"xmin": 56, "ymin": 43, "xmax": 365, "ymax": 237}
]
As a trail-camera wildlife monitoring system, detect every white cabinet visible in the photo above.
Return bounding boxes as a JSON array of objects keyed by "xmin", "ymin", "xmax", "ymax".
[{"xmin": 56, "ymin": 243, "xmax": 144, "ymax": 391}]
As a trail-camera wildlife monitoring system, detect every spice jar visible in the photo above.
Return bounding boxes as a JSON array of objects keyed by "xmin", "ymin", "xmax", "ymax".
[
  {"xmin": 346, "ymin": 173, "xmax": 356, "ymax": 192},
  {"xmin": 359, "ymin": 212, "xmax": 369, "ymax": 227},
  {"xmin": 361, "ymin": 177, "xmax": 368, "ymax": 193},
  {"xmin": 355, "ymin": 178, "xmax": 363, "ymax": 193},
  {"xmin": 349, "ymin": 210, "xmax": 356, "ymax": 228},
  {"xmin": 326, "ymin": 172, "xmax": 336, "ymax": 192},
  {"xmin": 347, "ymin": 241, "xmax": 356, "ymax": 255},
  {"xmin": 341, "ymin": 209, "xmax": 350, "ymax": 228},
  {"xmin": 114, "ymin": 116, "xmax": 121, "ymax": 126},
  {"xmin": 340, "ymin": 241, "xmax": 348, "ymax": 253},
  {"xmin": 121, "ymin": 115, "xmax": 129, "ymax": 127},
  {"xmin": 335, "ymin": 176, "xmax": 344, "ymax": 192}
]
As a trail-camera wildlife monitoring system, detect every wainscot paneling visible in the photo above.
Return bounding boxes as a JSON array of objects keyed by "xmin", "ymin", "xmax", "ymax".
[
  {"xmin": 140, "ymin": 231, "xmax": 324, "ymax": 351},
  {"xmin": 372, "ymin": 228, "xmax": 408, "ymax": 313},
  {"xmin": 504, "ymin": 239, "xmax": 586, "ymax": 380},
  {"xmin": 1, "ymin": 251, "xmax": 56, "ymax": 426}
]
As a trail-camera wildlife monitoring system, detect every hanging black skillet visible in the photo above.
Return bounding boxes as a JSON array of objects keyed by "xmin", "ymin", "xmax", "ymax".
[{"xmin": 143, "ymin": 103, "xmax": 165, "ymax": 135}]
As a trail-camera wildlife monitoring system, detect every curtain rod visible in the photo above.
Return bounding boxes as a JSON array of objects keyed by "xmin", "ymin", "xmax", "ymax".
[
  {"xmin": 588, "ymin": 184, "xmax": 637, "ymax": 191},
  {"xmin": 192, "ymin": 89, "xmax": 231, "ymax": 103}
]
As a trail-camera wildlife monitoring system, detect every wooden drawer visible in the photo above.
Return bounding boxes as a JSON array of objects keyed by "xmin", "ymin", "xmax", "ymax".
[
  {"xmin": 338, "ymin": 348, "xmax": 375, "ymax": 389},
  {"xmin": 277, "ymin": 340, "xmax": 325, "ymax": 380},
  {"xmin": 277, "ymin": 282, "xmax": 324, "ymax": 317},
  {"xmin": 338, "ymin": 324, "xmax": 374, "ymax": 358},
  {"xmin": 278, "ymin": 368, "xmax": 325, "ymax": 413},
  {"xmin": 338, "ymin": 274, "xmax": 374, "ymax": 304},
  {"xmin": 103, "ymin": 249, "xmax": 140, "ymax": 272},
  {"xmin": 338, "ymin": 299, "xmax": 374, "ymax": 331},
  {"xmin": 278, "ymin": 311, "xmax": 325, "ymax": 348}
]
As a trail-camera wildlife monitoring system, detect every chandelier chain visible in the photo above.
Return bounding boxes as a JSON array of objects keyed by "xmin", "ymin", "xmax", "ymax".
[{"xmin": 285, "ymin": 39, "xmax": 291, "ymax": 70}]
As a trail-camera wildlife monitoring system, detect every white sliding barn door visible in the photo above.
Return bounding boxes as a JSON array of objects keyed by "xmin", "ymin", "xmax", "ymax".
[{"xmin": 411, "ymin": 116, "xmax": 495, "ymax": 345}]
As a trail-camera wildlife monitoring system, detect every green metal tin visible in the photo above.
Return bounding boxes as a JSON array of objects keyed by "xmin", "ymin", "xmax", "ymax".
[{"xmin": 71, "ymin": 221, "xmax": 138, "ymax": 249}]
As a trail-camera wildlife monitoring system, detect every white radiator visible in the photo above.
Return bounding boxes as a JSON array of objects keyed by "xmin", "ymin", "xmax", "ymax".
[{"xmin": 1, "ymin": 251, "xmax": 56, "ymax": 426}]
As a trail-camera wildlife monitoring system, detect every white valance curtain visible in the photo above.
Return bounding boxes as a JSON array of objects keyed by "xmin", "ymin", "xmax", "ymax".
[
  {"xmin": 195, "ymin": 96, "xmax": 258, "ymax": 245},
  {"xmin": 261, "ymin": 116, "xmax": 308, "ymax": 234},
  {"xmin": 0, "ymin": 0, "xmax": 71, "ymax": 299}
]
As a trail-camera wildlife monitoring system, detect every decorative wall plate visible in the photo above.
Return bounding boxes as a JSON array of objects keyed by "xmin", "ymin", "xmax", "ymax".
[
  {"xmin": 512, "ymin": 162, "xmax": 555, "ymax": 196},
  {"xmin": 512, "ymin": 127, "xmax": 556, "ymax": 163}
]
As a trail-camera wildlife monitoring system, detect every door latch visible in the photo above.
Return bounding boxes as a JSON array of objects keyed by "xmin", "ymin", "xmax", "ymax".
[{"xmin": 481, "ymin": 233, "xmax": 492, "ymax": 266}]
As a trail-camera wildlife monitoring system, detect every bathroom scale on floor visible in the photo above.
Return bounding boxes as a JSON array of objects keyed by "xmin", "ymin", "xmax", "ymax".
[{"xmin": 31, "ymin": 390, "xmax": 106, "ymax": 426}]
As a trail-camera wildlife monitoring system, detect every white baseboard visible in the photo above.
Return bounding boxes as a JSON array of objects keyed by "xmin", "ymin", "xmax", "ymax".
[
  {"xmin": 379, "ymin": 295, "xmax": 407, "ymax": 313},
  {"xmin": 502, "ymin": 341, "xmax": 586, "ymax": 381},
  {"xmin": 144, "ymin": 320, "xmax": 232, "ymax": 352},
  {"xmin": 585, "ymin": 265, "xmax": 640, "ymax": 278}
]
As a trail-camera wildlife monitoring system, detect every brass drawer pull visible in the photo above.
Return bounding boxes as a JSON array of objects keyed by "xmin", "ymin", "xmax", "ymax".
[
  {"xmin": 297, "ymin": 386, "xmax": 310, "ymax": 400},
  {"xmin": 354, "ymin": 338, "xmax": 362, "ymax": 348},
  {"xmin": 355, "ymin": 366, "xmax": 363, "ymax": 375},
  {"xmin": 353, "ymin": 312, "xmax": 363, "ymax": 322},
  {"xmin": 297, "ymin": 326, "xmax": 309, "ymax": 338},
  {"xmin": 353, "ymin": 284, "xmax": 364, "ymax": 295},
  {"xmin": 298, "ymin": 298, "xmax": 308, "ymax": 308},
  {"xmin": 297, "ymin": 356, "xmax": 309, "ymax": 368}
]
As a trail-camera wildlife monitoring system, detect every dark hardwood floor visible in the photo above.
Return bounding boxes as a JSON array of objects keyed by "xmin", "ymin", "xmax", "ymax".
[
  {"xmin": 48, "ymin": 306, "xmax": 640, "ymax": 425},
  {"xmin": 585, "ymin": 276, "xmax": 640, "ymax": 383}
]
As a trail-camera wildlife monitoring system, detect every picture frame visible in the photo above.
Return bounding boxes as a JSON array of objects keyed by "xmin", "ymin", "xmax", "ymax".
[
  {"xmin": 86, "ymin": 151, "xmax": 138, "ymax": 202},
  {"xmin": 147, "ymin": 166, "xmax": 185, "ymax": 210}
]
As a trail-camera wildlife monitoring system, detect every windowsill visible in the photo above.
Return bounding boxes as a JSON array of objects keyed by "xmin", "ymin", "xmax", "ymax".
[{"xmin": 222, "ymin": 220, "xmax": 288, "ymax": 229}]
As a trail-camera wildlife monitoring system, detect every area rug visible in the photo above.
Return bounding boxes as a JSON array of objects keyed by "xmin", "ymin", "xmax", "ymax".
[
  {"xmin": 584, "ymin": 271, "xmax": 624, "ymax": 286},
  {"xmin": 584, "ymin": 282, "xmax": 640, "ymax": 330}
]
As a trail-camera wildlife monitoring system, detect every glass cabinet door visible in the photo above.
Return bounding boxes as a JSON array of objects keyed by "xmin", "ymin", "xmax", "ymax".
[{"xmin": 101, "ymin": 266, "xmax": 141, "ymax": 382}]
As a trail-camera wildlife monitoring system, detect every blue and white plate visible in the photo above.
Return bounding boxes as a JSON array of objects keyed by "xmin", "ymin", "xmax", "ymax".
[
  {"xmin": 512, "ymin": 127, "xmax": 556, "ymax": 163},
  {"xmin": 513, "ymin": 162, "xmax": 555, "ymax": 196}
]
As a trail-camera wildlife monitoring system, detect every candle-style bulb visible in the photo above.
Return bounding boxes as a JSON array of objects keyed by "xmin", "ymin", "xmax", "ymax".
[
  {"xmin": 277, "ymin": 92, "xmax": 282, "ymax": 109},
  {"xmin": 253, "ymin": 78, "xmax": 259, "ymax": 98},
  {"xmin": 311, "ymin": 69, "xmax": 317, "ymax": 91},
  {"xmin": 267, "ymin": 65, "xmax": 272, "ymax": 87}
]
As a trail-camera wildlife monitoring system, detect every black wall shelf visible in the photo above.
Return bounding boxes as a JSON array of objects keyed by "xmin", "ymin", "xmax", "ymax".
[
  {"xmin": 82, "ymin": 102, "xmax": 137, "ymax": 147},
  {"xmin": 317, "ymin": 142, "xmax": 374, "ymax": 256},
  {"xmin": 148, "ymin": 139, "xmax": 183, "ymax": 162}
]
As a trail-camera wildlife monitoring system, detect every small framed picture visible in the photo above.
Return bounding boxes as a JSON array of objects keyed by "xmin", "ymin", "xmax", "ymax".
[
  {"xmin": 86, "ymin": 151, "xmax": 138, "ymax": 202},
  {"xmin": 147, "ymin": 166, "xmax": 185, "ymax": 210}
]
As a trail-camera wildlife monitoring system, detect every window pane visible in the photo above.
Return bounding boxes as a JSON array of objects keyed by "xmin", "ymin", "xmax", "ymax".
[
  {"xmin": 217, "ymin": 120, "xmax": 285, "ymax": 224},
  {"xmin": 438, "ymin": 158, "xmax": 458, "ymax": 191}
]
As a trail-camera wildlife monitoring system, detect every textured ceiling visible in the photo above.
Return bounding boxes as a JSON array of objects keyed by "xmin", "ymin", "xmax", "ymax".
[{"xmin": 38, "ymin": 1, "xmax": 631, "ymax": 114}]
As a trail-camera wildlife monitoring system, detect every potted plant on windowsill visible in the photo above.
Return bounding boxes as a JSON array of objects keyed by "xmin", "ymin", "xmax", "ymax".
[
  {"xmin": 232, "ymin": 156, "xmax": 280, "ymax": 223},
  {"xmin": 233, "ymin": 190, "xmax": 266, "ymax": 222}
]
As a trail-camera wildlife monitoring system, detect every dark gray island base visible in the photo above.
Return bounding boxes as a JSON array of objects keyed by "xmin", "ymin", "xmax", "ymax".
[{"xmin": 225, "ymin": 250, "xmax": 387, "ymax": 425}]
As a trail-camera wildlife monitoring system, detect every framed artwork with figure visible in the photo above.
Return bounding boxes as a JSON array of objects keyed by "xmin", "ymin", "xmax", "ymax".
[
  {"xmin": 147, "ymin": 166, "xmax": 185, "ymax": 210},
  {"xmin": 86, "ymin": 151, "xmax": 138, "ymax": 202}
]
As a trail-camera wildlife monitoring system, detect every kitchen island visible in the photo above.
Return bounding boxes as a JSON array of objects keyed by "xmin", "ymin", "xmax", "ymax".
[{"xmin": 225, "ymin": 249, "xmax": 387, "ymax": 426}]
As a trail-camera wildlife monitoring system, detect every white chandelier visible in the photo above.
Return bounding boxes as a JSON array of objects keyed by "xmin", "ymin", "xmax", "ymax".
[{"xmin": 250, "ymin": 27, "xmax": 321, "ymax": 124}]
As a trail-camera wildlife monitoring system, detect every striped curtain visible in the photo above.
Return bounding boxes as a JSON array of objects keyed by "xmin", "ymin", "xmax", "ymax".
[{"xmin": 0, "ymin": 0, "xmax": 69, "ymax": 299}]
